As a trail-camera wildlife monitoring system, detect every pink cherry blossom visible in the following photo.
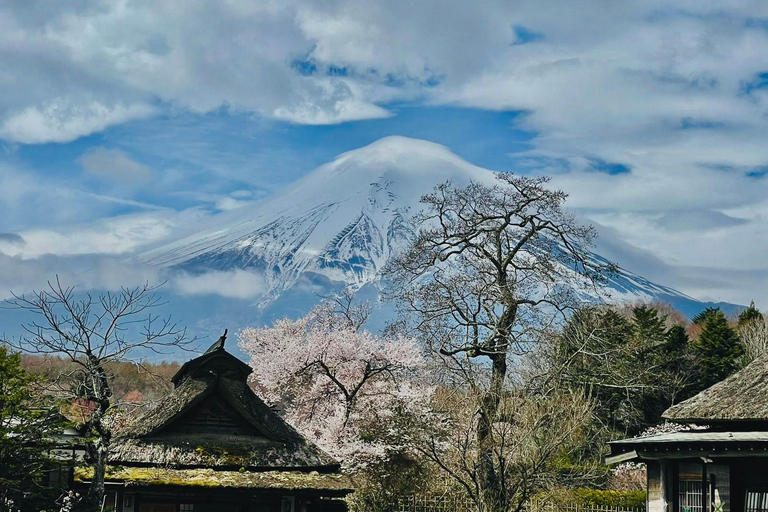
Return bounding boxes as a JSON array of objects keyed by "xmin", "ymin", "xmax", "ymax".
[{"xmin": 238, "ymin": 299, "xmax": 433, "ymax": 469}]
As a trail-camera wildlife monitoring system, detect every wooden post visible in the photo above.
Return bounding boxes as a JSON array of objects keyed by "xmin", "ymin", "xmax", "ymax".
[{"xmin": 702, "ymin": 462, "xmax": 708, "ymax": 512}]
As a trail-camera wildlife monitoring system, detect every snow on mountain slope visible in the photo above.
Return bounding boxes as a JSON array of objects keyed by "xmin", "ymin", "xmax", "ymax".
[
  {"xmin": 140, "ymin": 136, "xmax": 718, "ymax": 313},
  {"xmin": 141, "ymin": 136, "xmax": 494, "ymax": 290}
]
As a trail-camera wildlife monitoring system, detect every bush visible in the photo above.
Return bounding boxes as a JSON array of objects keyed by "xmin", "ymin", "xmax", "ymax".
[{"xmin": 576, "ymin": 488, "xmax": 646, "ymax": 508}]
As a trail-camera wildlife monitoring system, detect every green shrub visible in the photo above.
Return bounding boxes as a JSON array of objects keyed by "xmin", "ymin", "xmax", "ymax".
[{"xmin": 576, "ymin": 488, "xmax": 646, "ymax": 508}]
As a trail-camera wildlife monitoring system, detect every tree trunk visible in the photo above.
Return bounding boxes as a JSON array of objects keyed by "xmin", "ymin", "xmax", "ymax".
[
  {"xmin": 84, "ymin": 425, "xmax": 110, "ymax": 512},
  {"xmin": 477, "ymin": 353, "xmax": 507, "ymax": 512},
  {"xmin": 85, "ymin": 359, "xmax": 113, "ymax": 512}
]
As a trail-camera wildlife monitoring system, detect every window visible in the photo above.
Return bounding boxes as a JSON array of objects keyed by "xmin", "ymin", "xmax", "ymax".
[
  {"xmin": 179, "ymin": 505, "xmax": 194, "ymax": 512},
  {"xmin": 281, "ymin": 496, "xmax": 295, "ymax": 512},
  {"xmin": 747, "ymin": 491, "xmax": 768, "ymax": 512},
  {"xmin": 679, "ymin": 480, "xmax": 703, "ymax": 512}
]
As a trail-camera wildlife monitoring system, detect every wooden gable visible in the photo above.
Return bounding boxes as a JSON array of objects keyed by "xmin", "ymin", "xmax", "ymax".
[{"xmin": 161, "ymin": 392, "xmax": 268, "ymax": 437}]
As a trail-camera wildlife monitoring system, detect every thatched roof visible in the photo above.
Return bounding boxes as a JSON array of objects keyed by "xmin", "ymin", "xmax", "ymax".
[
  {"xmin": 171, "ymin": 331, "xmax": 251, "ymax": 385},
  {"xmin": 74, "ymin": 466, "xmax": 353, "ymax": 494},
  {"xmin": 605, "ymin": 430, "xmax": 768, "ymax": 465},
  {"xmin": 110, "ymin": 432, "xmax": 335, "ymax": 469},
  {"xmin": 663, "ymin": 355, "xmax": 768, "ymax": 424},
  {"xmin": 112, "ymin": 335, "xmax": 339, "ymax": 471}
]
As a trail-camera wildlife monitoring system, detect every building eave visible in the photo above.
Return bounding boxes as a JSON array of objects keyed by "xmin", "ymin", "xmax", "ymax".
[{"xmin": 73, "ymin": 466, "xmax": 355, "ymax": 495}]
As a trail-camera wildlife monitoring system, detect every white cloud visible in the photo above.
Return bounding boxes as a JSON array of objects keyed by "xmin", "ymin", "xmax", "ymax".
[
  {"xmin": 173, "ymin": 269, "xmax": 267, "ymax": 299},
  {"xmin": 273, "ymin": 78, "xmax": 393, "ymax": 124},
  {"xmin": 4, "ymin": 0, "xmax": 768, "ymax": 303},
  {"xmin": 214, "ymin": 197, "xmax": 253, "ymax": 211},
  {"xmin": 0, "ymin": 100, "xmax": 155, "ymax": 144},
  {"xmin": 0, "ymin": 209, "xmax": 208, "ymax": 258},
  {"xmin": 78, "ymin": 147, "xmax": 152, "ymax": 182}
]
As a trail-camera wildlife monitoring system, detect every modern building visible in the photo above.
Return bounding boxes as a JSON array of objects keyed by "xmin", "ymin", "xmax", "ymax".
[
  {"xmin": 606, "ymin": 356, "xmax": 768, "ymax": 512},
  {"xmin": 74, "ymin": 332, "xmax": 353, "ymax": 512}
]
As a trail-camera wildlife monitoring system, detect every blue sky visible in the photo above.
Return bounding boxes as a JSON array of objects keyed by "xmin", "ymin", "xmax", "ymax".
[{"xmin": 3, "ymin": 0, "xmax": 768, "ymax": 317}]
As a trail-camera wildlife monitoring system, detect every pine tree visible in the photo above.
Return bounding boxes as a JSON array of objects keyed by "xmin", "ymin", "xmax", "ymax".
[
  {"xmin": 631, "ymin": 305, "xmax": 667, "ymax": 347},
  {"xmin": 692, "ymin": 307, "xmax": 721, "ymax": 326},
  {"xmin": 559, "ymin": 307, "xmax": 641, "ymax": 433},
  {"xmin": 738, "ymin": 301, "xmax": 761, "ymax": 328},
  {"xmin": 694, "ymin": 309, "xmax": 743, "ymax": 390},
  {"xmin": 0, "ymin": 347, "xmax": 62, "ymax": 511},
  {"xmin": 658, "ymin": 325, "xmax": 698, "ymax": 405},
  {"xmin": 631, "ymin": 305, "xmax": 668, "ymax": 369}
]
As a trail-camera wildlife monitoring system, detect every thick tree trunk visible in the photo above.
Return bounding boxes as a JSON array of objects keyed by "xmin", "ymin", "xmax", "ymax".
[
  {"xmin": 477, "ymin": 353, "xmax": 507, "ymax": 512},
  {"xmin": 85, "ymin": 358, "xmax": 113, "ymax": 512},
  {"xmin": 83, "ymin": 418, "xmax": 111, "ymax": 512}
]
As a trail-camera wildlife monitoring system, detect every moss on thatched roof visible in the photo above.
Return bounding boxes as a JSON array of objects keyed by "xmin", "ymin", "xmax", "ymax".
[
  {"xmin": 110, "ymin": 434, "xmax": 335, "ymax": 469},
  {"xmin": 74, "ymin": 466, "xmax": 354, "ymax": 493},
  {"xmin": 663, "ymin": 355, "xmax": 768, "ymax": 424}
]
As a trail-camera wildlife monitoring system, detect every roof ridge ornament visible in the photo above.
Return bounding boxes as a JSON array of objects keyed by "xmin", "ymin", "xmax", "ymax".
[{"xmin": 201, "ymin": 329, "xmax": 228, "ymax": 355}]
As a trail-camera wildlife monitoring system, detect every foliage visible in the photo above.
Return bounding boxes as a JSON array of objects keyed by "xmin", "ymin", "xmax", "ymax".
[
  {"xmin": 737, "ymin": 311, "xmax": 768, "ymax": 363},
  {"xmin": 238, "ymin": 291, "xmax": 433, "ymax": 473},
  {"xmin": 386, "ymin": 174, "xmax": 609, "ymax": 512},
  {"xmin": 692, "ymin": 307, "xmax": 721, "ymax": 326},
  {"xmin": 3, "ymin": 279, "xmax": 192, "ymax": 511},
  {"xmin": 0, "ymin": 346, "xmax": 63, "ymax": 511},
  {"xmin": 575, "ymin": 488, "xmax": 646, "ymax": 508},
  {"xmin": 552, "ymin": 300, "xmax": 752, "ymax": 441},
  {"xmin": 421, "ymin": 387, "xmax": 596, "ymax": 512},
  {"xmin": 554, "ymin": 304, "xmax": 698, "ymax": 436},
  {"xmin": 738, "ymin": 301, "xmax": 761, "ymax": 328},
  {"xmin": 537, "ymin": 486, "xmax": 646, "ymax": 510},
  {"xmin": 693, "ymin": 308, "xmax": 743, "ymax": 390},
  {"xmin": 20, "ymin": 355, "xmax": 179, "ymax": 404}
]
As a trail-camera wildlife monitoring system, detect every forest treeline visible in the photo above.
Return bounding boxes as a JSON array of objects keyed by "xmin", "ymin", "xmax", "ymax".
[
  {"xmin": 20, "ymin": 356, "xmax": 180, "ymax": 405},
  {"xmin": 553, "ymin": 301, "xmax": 758, "ymax": 438}
]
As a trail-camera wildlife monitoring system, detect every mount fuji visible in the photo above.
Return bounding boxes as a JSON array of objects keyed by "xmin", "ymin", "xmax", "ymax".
[{"xmin": 140, "ymin": 136, "xmax": 740, "ymax": 320}]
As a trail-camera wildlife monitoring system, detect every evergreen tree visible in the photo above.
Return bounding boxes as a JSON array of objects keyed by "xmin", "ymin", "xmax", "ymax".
[
  {"xmin": 558, "ymin": 304, "xmax": 702, "ymax": 436},
  {"xmin": 630, "ymin": 305, "xmax": 693, "ymax": 428},
  {"xmin": 657, "ymin": 325, "xmax": 697, "ymax": 406},
  {"xmin": 631, "ymin": 305, "xmax": 667, "ymax": 348},
  {"xmin": 665, "ymin": 325, "xmax": 689, "ymax": 355},
  {"xmin": 631, "ymin": 305, "xmax": 668, "ymax": 368},
  {"xmin": 693, "ymin": 309, "xmax": 743, "ymax": 390},
  {"xmin": 692, "ymin": 307, "xmax": 721, "ymax": 326},
  {"xmin": 738, "ymin": 301, "xmax": 761, "ymax": 328},
  {"xmin": 558, "ymin": 307, "xmax": 641, "ymax": 434},
  {"xmin": 0, "ymin": 346, "xmax": 62, "ymax": 511}
]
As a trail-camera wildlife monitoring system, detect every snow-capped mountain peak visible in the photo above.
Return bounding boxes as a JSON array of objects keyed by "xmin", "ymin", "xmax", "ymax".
[
  {"xmin": 140, "ymin": 136, "xmax": 720, "ymax": 316},
  {"xmin": 140, "ymin": 137, "xmax": 492, "ymax": 294}
]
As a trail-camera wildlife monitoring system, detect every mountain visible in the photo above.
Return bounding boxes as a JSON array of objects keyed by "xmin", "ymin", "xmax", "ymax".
[{"xmin": 140, "ymin": 136, "xmax": 740, "ymax": 319}]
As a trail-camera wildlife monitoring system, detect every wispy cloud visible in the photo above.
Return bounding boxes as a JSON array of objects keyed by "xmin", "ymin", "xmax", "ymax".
[{"xmin": 78, "ymin": 147, "xmax": 152, "ymax": 182}]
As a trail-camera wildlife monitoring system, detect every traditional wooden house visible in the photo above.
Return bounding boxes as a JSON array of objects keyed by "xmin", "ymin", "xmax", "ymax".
[
  {"xmin": 74, "ymin": 332, "xmax": 353, "ymax": 512},
  {"xmin": 606, "ymin": 356, "xmax": 768, "ymax": 512}
]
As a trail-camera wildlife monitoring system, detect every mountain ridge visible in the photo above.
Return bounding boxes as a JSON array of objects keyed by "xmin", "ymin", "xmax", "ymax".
[{"xmin": 140, "ymin": 136, "xmax": 742, "ymax": 318}]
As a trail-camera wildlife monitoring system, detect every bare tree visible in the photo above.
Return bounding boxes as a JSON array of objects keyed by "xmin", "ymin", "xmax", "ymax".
[
  {"xmin": 2, "ymin": 278, "xmax": 193, "ymax": 511},
  {"xmin": 738, "ymin": 313, "xmax": 768, "ymax": 363},
  {"xmin": 420, "ymin": 386, "xmax": 594, "ymax": 512},
  {"xmin": 386, "ymin": 174, "xmax": 610, "ymax": 512}
]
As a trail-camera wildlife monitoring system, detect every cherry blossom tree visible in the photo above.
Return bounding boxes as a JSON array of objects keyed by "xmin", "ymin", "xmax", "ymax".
[{"xmin": 238, "ymin": 292, "xmax": 433, "ymax": 470}]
